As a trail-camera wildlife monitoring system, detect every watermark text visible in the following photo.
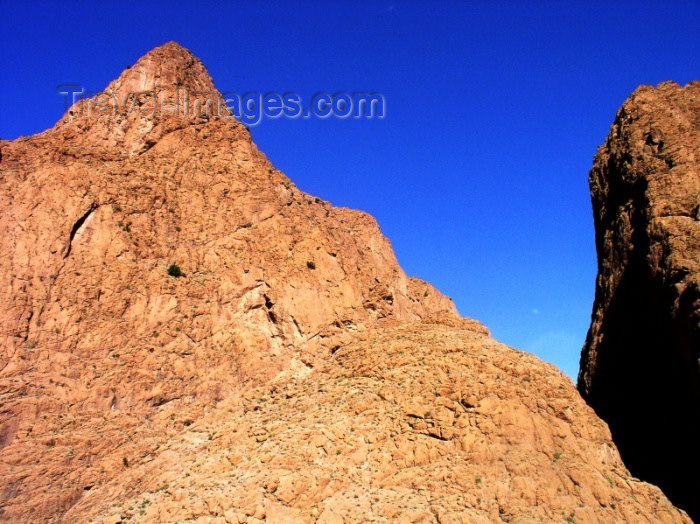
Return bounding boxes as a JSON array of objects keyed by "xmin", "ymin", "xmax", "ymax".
[{"xmin": 59, "ymin": 85, "xmax": 385, "ymax": 126}]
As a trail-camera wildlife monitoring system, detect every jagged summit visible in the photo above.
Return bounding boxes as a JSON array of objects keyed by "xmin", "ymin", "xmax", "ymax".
[
  {"xmin": 55, "ymin": 41, "xmax": 230, "ymax": 136},
  {"xmin": 104, "ymin": 41, "xmax": 222, "ymax": 101},
  {"xmin": 47, "ymin": 42, "xmax": 236, "ymax": 157}
]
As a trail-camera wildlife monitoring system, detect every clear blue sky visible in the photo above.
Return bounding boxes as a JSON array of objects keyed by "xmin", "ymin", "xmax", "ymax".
[{"xmin": 2, "ymin": 1, "xmax": 698, "ymax": 379}]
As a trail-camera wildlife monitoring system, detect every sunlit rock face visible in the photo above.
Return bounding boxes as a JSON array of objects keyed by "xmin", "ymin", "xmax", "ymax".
[
  {"xmin": 0, "ymin": 43, "xmax": 691, "ymax": 523},
  {"xmin": 0, "ymin": 40, "xmax": 456, "ymax": 522},
  {"xmin": 579, "ymin": 80, "xmax": 700, "ymax": 521}
]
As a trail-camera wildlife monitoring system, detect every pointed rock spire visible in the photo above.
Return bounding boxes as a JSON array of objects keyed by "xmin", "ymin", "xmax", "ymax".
[
  {"xmin": 104, "ymin": 41, "xmax": 222, "ymax": 99},
  {"xmin": 56, "ymin": 42, "xmax": 236, "ymax": 157},
  {"xmin": 58, "ymin": 41, "xmax": 232, "ymax": 139}
]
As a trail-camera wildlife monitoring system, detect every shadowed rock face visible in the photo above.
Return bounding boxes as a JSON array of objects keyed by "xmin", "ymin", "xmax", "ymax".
[
  {"xmin": 0, "ymin": 43, "xmax": 692, "ymax": 523},
  {"xmin": 579, "ymin": 81, "xmax": 700, "ymax": 521}
]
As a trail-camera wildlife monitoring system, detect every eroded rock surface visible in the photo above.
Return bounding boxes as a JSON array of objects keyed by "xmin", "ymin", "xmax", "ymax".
[
  {"xmin": 0, "ymin": 43, "xmax": 690, "ymax": 523},
  {"xmin": 75, "ymin": 319, "xmax": 686, "ymax": 524},
  {"xmin": 0, "ymin": 42, "xmax": 455, "ymax": 522},
  {"xmin": 579, "ymin": 81, "xmax": 700, "ymax": 520}
]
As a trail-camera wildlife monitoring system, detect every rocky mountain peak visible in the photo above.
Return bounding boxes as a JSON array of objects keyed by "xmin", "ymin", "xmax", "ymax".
[
  {"xmin": 105, "ymin": 41, "xmax": 219, "ymax": 97},
  {"xmin": 47, "ymin": 42, "xmax": 235, "ymax": 158},
  {"xmin": 58, "ymin": 42, "xmax": 230, "ymax": 146},
  {"xmin": 0, "ymin": 45, "xmax": 693, "ymax": 523}
]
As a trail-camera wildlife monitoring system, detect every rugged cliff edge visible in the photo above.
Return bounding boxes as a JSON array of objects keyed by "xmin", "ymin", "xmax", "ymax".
[
  {"xmin": 579, "ymin": 81, "xmax": 700, "ymax": 521},
  {"xmin": 0, "ymin": 42, "xmax": 455, "ymax": 521},
  {"xmin": 0, "ymin": 43, "xmax": 691, "ymax": 523}
]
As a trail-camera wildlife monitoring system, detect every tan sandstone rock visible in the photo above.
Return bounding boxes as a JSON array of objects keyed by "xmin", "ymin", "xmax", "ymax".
[
  {"xmin": 0, "ymin": 42, "xmax": 456, "ymax": 522},
  {"xmin": 81, "ymin": 319, "xmax": 688, "ymax": 524},
  {"xmin": 0, "ymin": 42, "xmax": 690, "ymax": 523}
]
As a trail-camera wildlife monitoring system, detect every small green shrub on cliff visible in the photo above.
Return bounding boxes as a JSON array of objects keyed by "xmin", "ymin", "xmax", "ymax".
[{"xmin": 167, "ymin": 264, "xmax": 183, "ymax": 278}]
